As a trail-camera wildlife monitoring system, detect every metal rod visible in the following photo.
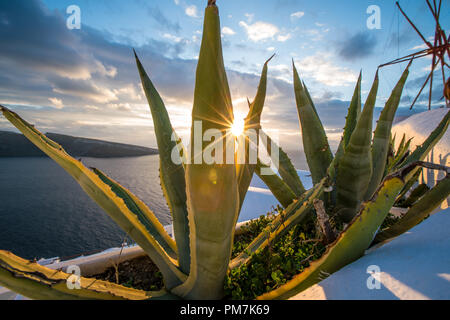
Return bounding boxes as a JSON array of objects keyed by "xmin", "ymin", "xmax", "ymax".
[
  {"xmin": 409, "ymin": 57, "xmax": 441, "ymax": 110},
  {"xmin": 396, "ymin": 1, "xmax": 433, "ymax": 48}
]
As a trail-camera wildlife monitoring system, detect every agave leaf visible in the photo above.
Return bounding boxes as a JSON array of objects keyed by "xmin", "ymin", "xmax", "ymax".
[
  {"xmin": 172, "ymin": 3, "xmax": 239, "ymax": 300},
  {"xmin": 402, "ymin": 183, "xmax": 430, "ymax": 207},
  {"xmin": 0, "ymin": 106, "xmax": 186, "ymax": 289},
  {"xmin": 171, "ymin": 129, "xmax": 188, "ymax": 169},
  {"xmin": 302, "ymin": 80, "xmax": 319, "ymax": 119},
  {"xmin": 374, "ymin": 171, "xmax": 449, "ymax": 245},
  {"xmin": 343, "ymin": 71, "xmax": 362, "ymax": 147},
  {"xmin": 391, "ymin": 111, "xmax": 449, "ymax": 185},
  {"xmin": 387, "ymin": 137, "xmax": 413, "ymax": 173},
  {"xmin": 399, "ymin": 138, "xmax": 412, "ymax": 159},
  {"xmin": 257, "ymin": 164, "xmax": 415, "ymax": 300},
  {"xmin": 396, "ymin": 134, "xmax": 407, "ymax": 158},
  {"xmin": 259, "ymin": 130, "xmax": 306, "ymax": 197},
  {"xmin": 230, "ymin": 179, "xmax": 325, "ymax": 270},
  {"xmin": 386, "ymin": 134, "xmax": 405, "ymax": 173},
  {"xmin": 325, "ymin": 73, "xmax": 362, "ymax": 202},
  {"xmin": 255, "ymin": 159, "xmax": 297, "ymax": 208},
  {"xmin": 394, "ymin": 167, "xmax": 422, "ymax": 204},
  {"xmin": 336, "ymin": 72, "xmax": 379, "ymax": 222},
  {"xmin": 245, "ymin": 54, "xmax": 275, "ymax": 129},
  {"xmin": 365, "ymin": 64, "xmax": 410, "ymax": 200},
  {"xmin": 293, "ymin": 62, "xmax": 333, "ymax": 185},
  {"xmin": 237, "ymin": 55, "xmax": 274, "ymax": 209},
  {"xmin": 91, "ymin": 168, "xmax": 177, "ymax": 257},
  {"xmin": 134, "ymin": 52, "xmax": 190, "ymax": 275},
  {"xmin": 402, "ymin": 110, "xmax": 450, "ymax": 166},
  {"xmin": 0, "ymin": 251, "xmax": 178, "ymax": 300}
]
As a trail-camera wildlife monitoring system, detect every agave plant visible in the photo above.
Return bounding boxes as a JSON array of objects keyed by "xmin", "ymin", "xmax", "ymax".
[
  {"xmin": 229, "ymin": 56, "xmax": 450, "ymax": 299},
  {"xmin": 0, "ymin": 0, "xmax": 449, "ymax": 300}
]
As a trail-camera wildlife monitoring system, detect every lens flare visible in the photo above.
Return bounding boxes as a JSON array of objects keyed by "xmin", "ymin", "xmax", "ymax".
[{"xmin": 231, "ymin": 115, "xmax": 245, "ymax": 136}]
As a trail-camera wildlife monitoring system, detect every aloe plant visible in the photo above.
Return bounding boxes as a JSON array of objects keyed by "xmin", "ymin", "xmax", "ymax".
[{"xmin": 0, "ymin": 0, "xmax": 449, "ymax": 300}]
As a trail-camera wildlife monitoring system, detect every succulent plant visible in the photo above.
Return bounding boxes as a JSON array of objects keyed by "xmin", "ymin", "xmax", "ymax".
[{"xmin": 0, "ymin": 0, "xmax": 449, "ymax": 300}]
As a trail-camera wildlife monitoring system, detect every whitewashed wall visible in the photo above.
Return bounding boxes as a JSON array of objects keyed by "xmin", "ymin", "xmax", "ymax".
[{"xmin": 391, "ymin": 108, "xmax": 449, "ymax": 209}]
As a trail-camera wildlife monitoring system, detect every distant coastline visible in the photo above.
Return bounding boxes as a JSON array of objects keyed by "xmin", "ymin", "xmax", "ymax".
[{"xmin": 0, "ymin": 131, "xmax": 158, "ymax": 158}]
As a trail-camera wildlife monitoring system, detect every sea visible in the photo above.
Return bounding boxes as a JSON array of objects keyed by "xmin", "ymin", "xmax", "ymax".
[
  {"xmin": 0, "ymin": 154, "xmax": 310, "ymax": 260},
  {"xmin": 0, "ymin": 155, "xmax": 174, "ymax": 260}
]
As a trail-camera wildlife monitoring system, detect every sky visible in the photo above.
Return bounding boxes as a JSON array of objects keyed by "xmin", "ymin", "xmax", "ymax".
[{"xmin": 0, "ymin": 0, "xmax": 448, "ymax": 160}]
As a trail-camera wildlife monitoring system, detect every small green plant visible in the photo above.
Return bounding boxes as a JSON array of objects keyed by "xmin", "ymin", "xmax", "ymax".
[
  {"xmin": 226, "ymin": 220, "xmax": 326, "ymax": 300},
  {"xmin": 231, "ymin": 211, "xmax": 277, "ymax": 259},
  {"xmin": 0, "ymin": 0, "xmax": 448, "ymax": 300}
]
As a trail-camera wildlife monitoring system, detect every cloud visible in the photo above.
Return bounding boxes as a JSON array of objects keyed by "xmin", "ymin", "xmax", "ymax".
[
  {"xmin": 401, "ymin": 74, "xmax": 446, "ymax": 107},
  {"xmin": 147, "ymin": 6, "xmax": 181, "ymax": 33},
  {"xmin": 295, "ymin": 53, "xmax": 358, "ymax": 86},
  {"xmin": 163, "ymin": 33, "xmax": 183, "ymax": 43},
  {"xmin": 239, "ymin": 21, "xmax": 279, "ymax": 42},
  {"xmin": 409, "ymin": 43, "xmax": 427, "ymax": 51},
  {"xmin": 290, "ymin": 11, "xmax": 305, "ymax": 20},
  {"xmin": 94, "ymin": 61, "xmax": 117, "ymax": 78},
  {"xmin": 337, "ymin": 31, "xmax": 378, "ymax": 60},
  {"xmin": 277, "ymin": 33, "xmax": 292, "ymax": 42},
  {"xmin": 48, "ymin": 97, "xmax": 64, "ymax": 109},
  {"xmin": 0, "ymin": 0, "xmax": 197, "ymax": 146},
  {"xmin": 185, "ymin": 5, "xmax": 199, "ymax": 18},
  {"xmin": 0, "ymin": 0, "xmax": 421, "ymax": 153},
  {"xmin": 244, "ymin": 13, "xmax": 254, "ymax": 23},
  {"xmin": 387, "ymin": 28, "xmax": 416, "ymax": 49},
  {"xmin": 222, "ymin": 27, "xmax": 236, "ymax": 36},
  {"xmin": 50, "ymin": 77, "xmax": 119, "ymax": 104}
]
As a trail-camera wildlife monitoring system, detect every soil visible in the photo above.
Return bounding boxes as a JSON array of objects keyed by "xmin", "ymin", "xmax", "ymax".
[
  {"xmin": 93, "ymin": 255, "xmax": 164, "ymax": 291},
  {"xmin": 93, "ymin": 214, "xmax": 276, "ymax": 292}
]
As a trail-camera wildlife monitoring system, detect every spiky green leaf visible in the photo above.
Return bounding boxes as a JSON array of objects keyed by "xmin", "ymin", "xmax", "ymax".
[
  {"xmin": 293, "ymin": 63, "xmax": 333, "ymax": 185},
  {"xmin": 366, "ymin": 64, "xmax": 410, "ymax": 199},
  {"xmin": 230, "ymin": 179, "xmax": 325, "ymax": 270},
  {"xmin": 255, "ymin": 159, "xmax": 297, "ymax": 208},
  {"xmin": 403, "ymin": 110, "xmax": 450, "ymax": 166},
  {"xmin": 259, "ymin": 130, "xmax": 305, "ymax": 197},
  {"xmin": 0, "ymin": 106, "xmax": 186, "ymax": 289},
  {"xmin": 374, "ymin": 172, "xmax": 449, "ymax": 244},
  {"xmin": 336, "ymin": 72, "xmax": 379, "ymax": 222},
  {"xmin": 237, "ymin": 55, "xmax": 274, "ymax": 209},
  {"xmin": 134, "ymin": 52, "xmax": 190, "ymax": 275},
  {"xmin": 257, "ymin": 164, "xmax": 415, "ymax": 300},
  {"xmin": 172, "ymin": 3, "xmax": 239, "ymax": 300},
  {"xmin": 343, "ymin": 71, "xmax": 362, "ymax": 147},
  {"xmin": 0, "ymin": 251, "xmax": 177, "ymax": 300}
]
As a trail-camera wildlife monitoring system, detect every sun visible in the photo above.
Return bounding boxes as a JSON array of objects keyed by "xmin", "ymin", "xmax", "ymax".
[{"xmin": 231, "ymin": 114, "xmax": 245, "ymax": 136}]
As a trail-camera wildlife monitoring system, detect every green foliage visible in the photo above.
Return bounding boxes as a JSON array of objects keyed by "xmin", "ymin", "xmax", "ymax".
[
  {"xmin": 225, "ymin": 220, "xmax": 326, "ymax": 300},
  {"xmin": 231, "ymin": 212, "xmax": 277, "ymax": 259}
]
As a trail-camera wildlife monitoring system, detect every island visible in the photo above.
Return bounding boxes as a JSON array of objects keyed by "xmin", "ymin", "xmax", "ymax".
[{"xmin": 0, "ymin": 131, "xmax": 158, "ymax": 158}]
